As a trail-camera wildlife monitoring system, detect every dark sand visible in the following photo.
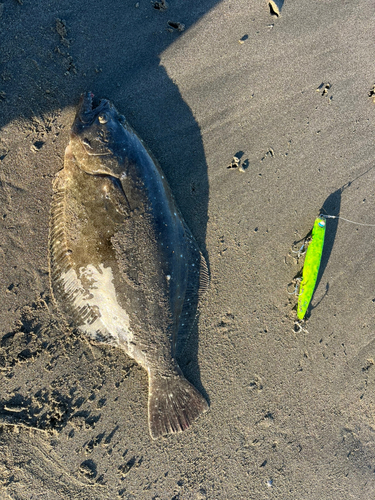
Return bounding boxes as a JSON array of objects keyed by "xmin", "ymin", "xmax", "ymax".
[{"xmin": 1, "ymin": 0, "xmax": 375, "ymax": 498}]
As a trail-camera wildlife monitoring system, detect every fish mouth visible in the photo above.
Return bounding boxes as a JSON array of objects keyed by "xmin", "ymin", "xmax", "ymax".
[{"xmin": 76, "ymin": 91, "xmax": 110, "ymax": 125}]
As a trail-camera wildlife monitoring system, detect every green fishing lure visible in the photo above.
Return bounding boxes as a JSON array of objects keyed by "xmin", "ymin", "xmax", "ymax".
[{"xmin": 297, "ymin": 216, "xmax": 326, "ymax": 320}]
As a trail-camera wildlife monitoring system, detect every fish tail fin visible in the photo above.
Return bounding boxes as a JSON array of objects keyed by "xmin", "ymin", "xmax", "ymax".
[{"xmin": 148, "ymin": 368, "xmax": 208, "ymax": 439}]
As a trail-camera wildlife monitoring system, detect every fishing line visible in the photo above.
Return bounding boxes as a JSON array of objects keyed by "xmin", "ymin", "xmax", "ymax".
[{"xmin": 322, "ymin": 214, "xmax": 375, "ymax": 227}]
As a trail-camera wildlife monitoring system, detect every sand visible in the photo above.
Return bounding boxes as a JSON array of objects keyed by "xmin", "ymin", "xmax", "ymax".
[{"xmin": 1, "ymin": 0, "xmax": 375, "ymax": 498}]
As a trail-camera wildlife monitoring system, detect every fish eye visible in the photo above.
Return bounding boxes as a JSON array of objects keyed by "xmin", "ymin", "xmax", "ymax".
[{"xmin": 98, "ymin": 113, "xmax": 109, "ymax": 124}]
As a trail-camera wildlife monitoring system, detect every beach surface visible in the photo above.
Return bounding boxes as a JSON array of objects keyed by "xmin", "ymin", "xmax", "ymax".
[{"xmin": 1, "ymin": 0, "xmax": 375, "ymax": 498}]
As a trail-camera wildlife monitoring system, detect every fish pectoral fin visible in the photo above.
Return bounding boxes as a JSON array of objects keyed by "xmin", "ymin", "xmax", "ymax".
[{"xmin": 148, "ymin": 368, "xmax": 208, "ymax": 439}]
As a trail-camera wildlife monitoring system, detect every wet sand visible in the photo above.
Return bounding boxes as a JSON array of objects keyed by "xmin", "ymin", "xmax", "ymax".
[{"xmin": 1, "ymin": 0, "xmax": 375, "ymax": 498}]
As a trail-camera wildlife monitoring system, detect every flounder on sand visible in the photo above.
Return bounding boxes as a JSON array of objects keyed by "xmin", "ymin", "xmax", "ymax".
[{"xmin": 49, "ymin": 92, "xmax": 209, "ymax": 439}]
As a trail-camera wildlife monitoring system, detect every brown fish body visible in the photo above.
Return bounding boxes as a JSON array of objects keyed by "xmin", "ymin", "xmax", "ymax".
[{"xmin": 49, "ymin": 93, "xmax": 209, "ymax": 438}]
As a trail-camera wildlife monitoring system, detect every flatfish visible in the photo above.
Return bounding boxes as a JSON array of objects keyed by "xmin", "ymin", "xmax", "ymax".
[{"xmin": 49, "ymin": 92, "xmax": 209, "ymax": 439}]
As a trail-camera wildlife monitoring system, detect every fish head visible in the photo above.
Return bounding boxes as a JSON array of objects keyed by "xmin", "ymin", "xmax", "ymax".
[{"xmin": 69, "ymin": 92, "xmax": 128, "ymax": 177}]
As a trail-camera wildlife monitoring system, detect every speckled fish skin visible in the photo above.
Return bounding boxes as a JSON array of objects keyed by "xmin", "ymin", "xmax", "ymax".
[{"xmin": 49, "ymin": 92, "xmax": 209, "ymax": 439}]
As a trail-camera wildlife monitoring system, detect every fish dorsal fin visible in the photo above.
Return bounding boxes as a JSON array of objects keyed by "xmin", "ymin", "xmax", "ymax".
[
  {"xmin": 197, "ymin": 248, "xmax": 210, "ymax": 298},
  {"xmin": 175, "ymin": 223, "xmax": 210, "ymax": 359}
]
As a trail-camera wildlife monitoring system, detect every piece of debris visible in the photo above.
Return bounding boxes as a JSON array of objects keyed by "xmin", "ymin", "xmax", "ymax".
[
  {"xmin": 227, "ymin": 153, "xmax": 249, "ymax": 172},
  {"xmin": 316, "ymin": 82, "xmax": 331, "ymax": 96},
  {"xmin": 167, "ymin": 21, "xmax": 185, "ymax": 32},
  {"xmin": 227, "ymin": 156, "xmax": 240, "ymax": 169},
  {"xmin": 152, "ymin": 0, "xmax": 167, "ymax": 10},
  {"xmin": 261, "ymin": 148, "xmax": 275, "ymax": 161},
  {"xmin": 239, "ymin": 34, "xmax": 249, "ymax": 44},
  {"xmin": 368, "ymin": 84, "xmax": 375, "ymax": 103},
  {"xmin": 269, "ymin": 0, "xmax": 284, "ymax": 17},
  {"xmin": 0, "ymin": 91, "xmax": 5, "ymax": 101}
]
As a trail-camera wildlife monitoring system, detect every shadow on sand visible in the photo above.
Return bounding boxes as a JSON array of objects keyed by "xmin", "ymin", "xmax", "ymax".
[{"xmin": 0, "ymin": 0, "xmax": 227, "ymax": 410}]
